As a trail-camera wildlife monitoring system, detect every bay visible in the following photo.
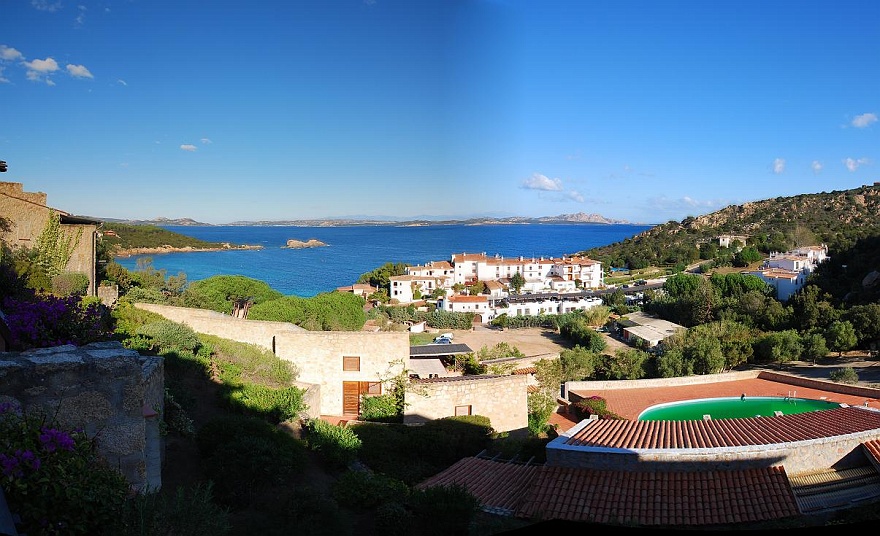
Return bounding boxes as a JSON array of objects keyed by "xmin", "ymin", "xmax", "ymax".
[{"xmin": 114, "ymin": 223, "xmax": 652, "ymax": 297}]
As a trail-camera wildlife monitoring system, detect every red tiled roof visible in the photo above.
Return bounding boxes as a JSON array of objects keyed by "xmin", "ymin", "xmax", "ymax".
[
  {"xmin": 418, "ymin": 457, "xmax": 800, "ymax": 526},
  {"xmin": 563, "ymin": 406, "xmax": 880, "ymax": 449},
  {"xmin": 417, "ymin": 457, "xmax": 541, "ymax": 515}
]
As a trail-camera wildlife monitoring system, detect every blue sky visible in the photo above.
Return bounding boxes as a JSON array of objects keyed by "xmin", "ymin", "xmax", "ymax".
[{"xmin": 1, "ymin": 0, "xmax": 877, "ymax": 225}]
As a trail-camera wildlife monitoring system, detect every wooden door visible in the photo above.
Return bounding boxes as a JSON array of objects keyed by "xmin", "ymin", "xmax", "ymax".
[{"xmin": 343, "ymin": 381, "xmax": 360, "ymax": 415}]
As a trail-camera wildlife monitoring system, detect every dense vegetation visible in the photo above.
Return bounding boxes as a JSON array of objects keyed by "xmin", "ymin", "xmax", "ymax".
[
  {"xmin": 582, "ymin": 184, "xmax": 880, "ymax": 270},
  {"xmin": 100, "ymin": 222, "xmax": 231, "ymax": 252}
]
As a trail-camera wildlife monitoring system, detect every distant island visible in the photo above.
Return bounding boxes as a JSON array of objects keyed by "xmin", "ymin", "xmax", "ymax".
[{"xmin": 96, "ymin": 212, "xmax": 634, "ymax": 227}]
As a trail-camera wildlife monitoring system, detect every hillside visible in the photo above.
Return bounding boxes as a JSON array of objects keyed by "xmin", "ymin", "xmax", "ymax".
[
  {"xmin": 580, "ymin": 183, "xmax": 880, "ymax": 269},
  {"xmin": 100, "ymin": 222, "xmax": 258, "ymax": 256}
]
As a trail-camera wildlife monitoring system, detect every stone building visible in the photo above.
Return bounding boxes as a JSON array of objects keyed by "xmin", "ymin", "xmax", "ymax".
[{"xmin": 0, "ymin": 181, "xmax": 100, "ymax": 295}]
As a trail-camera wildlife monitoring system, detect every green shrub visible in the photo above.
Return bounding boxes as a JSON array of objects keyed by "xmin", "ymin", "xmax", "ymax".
[
  {"xmin": 304, "ymin": 418, "xmax": 362, "ymax": 467},
  {"xmin": 136, "ymin": 320, "xmax": 202, "ymax": 354},
  {"xmin": 830, "ymin": 366, "xmax": 860, "ymax": 385},
  {"xmin": 115, "ymin": 483, "xmax": 230, "ymax": 536},
  {"xmin": 374, "ymin": 501, "xmax": 414, "ymax": 534},
  {"xmin": 572, "ymin": 395, "xmax": 624, "ymax": 420},
  {"xmin": 527, "ymin": 391, "xmax": 557, "ymax": 436},
  {"xmin": 359, "ymin": 394, "xmax": 401, "ymax": 422},
  {"xmin": 407, "ymin": 484, "xmax": 480, "ymax": 536},
  {"xmin": 0, "ymin": 403, "xmax": 130, "ymax": 535},
  {"xmin": 261, "ymin": 486, "xmax": 352, "ymax": 536},
  {"xmin": 51, "ymin": 271, "xmax": 90, "ymax": 296},
  {"xmin": 330, "ymin": 470, "xmax": 409, "ymax": 509},
  {"xmin": 197, "ymin": 416, "xmax": 305, "ymax": 506},
  {"xmin": 218, "ymin": 382, "xmax": 307, "ymax": 423}
]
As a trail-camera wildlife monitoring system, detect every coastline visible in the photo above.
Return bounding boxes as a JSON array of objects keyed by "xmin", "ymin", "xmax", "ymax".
[{"xmin": 112, "ymin": 244, "xmax": 263, "ymax": 257}]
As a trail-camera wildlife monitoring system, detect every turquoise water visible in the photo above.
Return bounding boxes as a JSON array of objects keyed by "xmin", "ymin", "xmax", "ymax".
[
  {"xmin": 637, "ymin": 396, "xmax": 841, "ymax": 421},
  {"xmin": 114, "ymin": 223, "xmax": 652, "ymax": 297}
]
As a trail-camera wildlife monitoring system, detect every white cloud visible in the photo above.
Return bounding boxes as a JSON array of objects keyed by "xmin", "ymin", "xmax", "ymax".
[
  {"xmin": 811, "ymin": 160, "xmax": 823, "ymax": 174},
  {"xmin": 566, "ymin": 190, "xmax": 584, "ymax": 203},
  {"xmin": 647, "ymin": 195, "xmax": 728, "ymax": 214},
  {"xmin": 852, "ymin": 113, "xmax": 877, "ymax": 128},
  {"xmin": 200, "ymin": 138, "xmax": 213, "ymax": 144},
  {"xmin": 521, "ymin": 173, "xmax": 563, "ymax": 191},
  {"xmin": 0, "ymin": 45, "xmax": 23, "ymax": 62},
  {"xmin": 117, "ymin": 79, "xmax": 127, "ymax": 86},
  {"xmin": 66, "ymin": 64, "xmax": 93, "ymax": 78},
  {"xmin": 75, "ymin": 5, "xmax": 87, "ymax": 26},
  {"xmin": 773, "ymin": 158, "xmax": 785, "ymax": 174},
  {"xmin": 31, "ymin": 0, "xmax": 62, "ymax": 12},
  {"xmin": 843, "ymin": 157, "xmax": 870, "ymax": 172},
  {"xmin": 0, "ymin": 69, "xmax": 7, "ymax": 84},
  {"xmin": 180, "ymin": 144, "xmax": 197, "ymax": 152},
  {"xmin": 25, "ymin": 57, "xmax": 59, "ymax": 74}
]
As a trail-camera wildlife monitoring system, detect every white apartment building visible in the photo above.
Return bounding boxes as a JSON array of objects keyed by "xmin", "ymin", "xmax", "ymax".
[{"xmin": 748, "ymin": 244, "xmax": 829, "ymax": 301}]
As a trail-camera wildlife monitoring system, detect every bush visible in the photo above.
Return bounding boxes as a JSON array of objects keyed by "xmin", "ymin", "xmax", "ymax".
[
  {"xmin": 115, "ymin": 483, "xmax": 231, "ymax": 536},
  {"xmin": 330, "ymin": 470, "xmax": 409, "ymax": 509},
  {"xmin": 407, "ymin": 484, "xmax": 480, "ymax": 536},
  {"xmin": 304, "ymin": 418, "xmax": 362, "ymax": 468},
  {"xmin": 0, "ymin": 402, "xmax": 130, "ymax": 535},
  {"xmin": 2, "ymin": 294, "xmax": 110, "ymax": 350},
  {"xmin": 218, "ymin": 382, "xmax": 307, "ymax": 423},
  {"xmin": 51, "ymin": 271, "xmax": 89, "ymax": 296},
  {"xmin": 374, "ymin": 501, "xmax": 414, "ymax": 534},
  {"xmin": 830, "ymin": 366, "xmax": 860, "ymax": 385},
  {"xmin": 572, "ymin": 395, "xmax": 624, "ymax": 420},
  {"xmin": 196, "ymin": 415, "xmax": 306, "ymax": 506},
  {"xmin": 359, "ymin": 394, "xmax": 401, "ymax": 422},
  {"xmin": 136, "ymin": 320, "xmax": 202, "ymax": 355}
]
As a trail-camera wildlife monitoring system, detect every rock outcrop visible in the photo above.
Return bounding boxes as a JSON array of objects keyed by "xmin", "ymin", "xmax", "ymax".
[{"xmin": 283, "ymin": 238, "xmax": 328, "ymax": 249}]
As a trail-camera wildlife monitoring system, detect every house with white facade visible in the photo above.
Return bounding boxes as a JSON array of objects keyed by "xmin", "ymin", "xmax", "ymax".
[
  {"xmin": 717, "ymin": 234, "xmax": 749, "ymax": 249},
  {"xmin": 438, "ymin": 294, "xmax": 492, "ymax": 323},
  {"xmin": 389, "ymin": 274, "xmax": 446, "ymax": 303},
  {"xmin": 747, "ymin": 244, "xmax": 829, "ymax": 301}
]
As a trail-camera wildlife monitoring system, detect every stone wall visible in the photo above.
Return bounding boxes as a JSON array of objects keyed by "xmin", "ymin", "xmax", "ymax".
[
  {"xmin": 135, "ymin": 303, "xmax": 306, "ymax": 352},
  {"xmin": 404, "ymin": 374, "xmax": 529, "ymax": 434},
  {"xmin": 0, "ymin": 341, "xmax": 164, "ymax": 492}
]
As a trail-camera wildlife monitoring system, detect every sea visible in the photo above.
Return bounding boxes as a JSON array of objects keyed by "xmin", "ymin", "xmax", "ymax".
[{"xmin": 114, "ymin": 223, "xmax": 653, "ymax": 297}]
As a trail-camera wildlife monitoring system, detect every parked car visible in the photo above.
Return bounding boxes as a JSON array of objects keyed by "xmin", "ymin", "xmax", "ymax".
[
  {"xmin": 433, "ymin": 337, "xmax": 452, "ymax": 344},
  {"xmin": 438, "ymin": 332, "xmax": 454, "ymax": 340}
]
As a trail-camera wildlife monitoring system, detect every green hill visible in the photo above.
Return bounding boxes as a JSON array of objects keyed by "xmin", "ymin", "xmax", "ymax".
[{"xmin": 580, "ymin": 183, "xmax": 880, "ymax": 270}]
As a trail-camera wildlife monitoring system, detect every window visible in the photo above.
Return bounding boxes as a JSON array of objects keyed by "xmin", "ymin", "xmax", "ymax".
[
  {"xmin": 454, "ymin": 405, "xmax": 472, "ymax": 416},
  {"xmin": 343, "ymin": 356, "xmax": 360, "ymax": 371}
]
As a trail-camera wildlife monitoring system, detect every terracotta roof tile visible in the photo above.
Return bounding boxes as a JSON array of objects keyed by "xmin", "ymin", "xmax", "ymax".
[
  {"xmin": 419, "ymin": 458, "xmax": 800, "ymax": 527},
  {"xmin": 563, "ymin": 407, "xmax": 880, "ymax": 449}
]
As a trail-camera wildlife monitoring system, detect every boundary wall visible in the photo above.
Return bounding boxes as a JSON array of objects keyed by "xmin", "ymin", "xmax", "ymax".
[{"xmin": 0, "ymin": 341, "xmax": 164, "ymax": 492}]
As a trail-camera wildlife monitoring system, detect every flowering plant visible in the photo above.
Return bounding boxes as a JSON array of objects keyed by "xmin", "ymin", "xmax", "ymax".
[
  {"xmin": 0, "ymin": 401, "xmax": 129, "ymax": 535},
  {"xmin": 1, "ymin": 294, "xmax": 110, "ymax": 351}
]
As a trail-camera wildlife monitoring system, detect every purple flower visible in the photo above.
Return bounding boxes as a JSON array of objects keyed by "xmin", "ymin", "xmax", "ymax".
[
  {"xmin": 39, "ymin": 427, "xmax": 75, "ymax": 453},
  {"xmin": 0, "ymin": 453, "xmax": 20, "ymax": 477},
  {"xmin": 17, "ymin": 450, "xmax": 40, "ymax": 471}
]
